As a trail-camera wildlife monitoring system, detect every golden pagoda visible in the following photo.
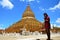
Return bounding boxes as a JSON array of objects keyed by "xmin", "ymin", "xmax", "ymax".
[{"xmin": 5, "ymin": 5, "xmax": 43, "ymax": 33}]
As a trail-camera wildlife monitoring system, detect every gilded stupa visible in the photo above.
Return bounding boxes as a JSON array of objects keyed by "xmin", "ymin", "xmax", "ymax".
[{"xmin": 5, "ymin": 5, "xmax": 43, "ymax": 33}]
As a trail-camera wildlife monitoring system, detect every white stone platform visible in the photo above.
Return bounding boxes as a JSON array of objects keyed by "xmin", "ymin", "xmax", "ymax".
[{"xmin": 0, "ymin": 33, "xmax": 60, "ymax": 40}]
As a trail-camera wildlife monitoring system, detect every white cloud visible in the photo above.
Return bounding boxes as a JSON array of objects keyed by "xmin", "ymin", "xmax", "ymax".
[
  {"xmin": 20, "ymin": 0, "xmax": 35, "ymax": 2},
  {"xmin": 20, "ymin": 0, "xmax": 25, "ymax": 2},
  {"xmin": 0, "ymin": 24, "xmax": 5, "ymax": 29},
  {"xmin": 56, "ymin": 18, "xmax": 60, "ymax": 23},
  {"xmin": 51, "ymin": 24, "xmax": 60, "ymax": 28},
  {"xmin": 51, "ymin": 24, "xmax": 53, "ymax": 29},
  {"xmin": 28, "ymin": 0, "xmax": 34, "ymax": 2},
  {"xmin": 49, "ymin": 2, "xmax": 60, "ymax": 11},
  {"xmin": 37, "ymin": 0, "xmax": 40, "ymax": 3},
  {"xmin": 54, "ymin": 24, "xmax": 57, "ymax": 27},
  {"xmin": 51, "ymin": 24, "xmax": 57, "ymax": 29},
  {"xmin": 0, "ymin": 0, "xmax": 14, "ymax": 9},
  {"xmin": 39, "ymin": 7, "xmax": 47, "ymax": 12}
]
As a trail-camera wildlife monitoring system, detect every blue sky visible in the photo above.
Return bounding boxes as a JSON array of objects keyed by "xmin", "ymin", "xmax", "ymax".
[{"xmin": 0, "ymin": 0, "xmax": 60, "ymax": 29}]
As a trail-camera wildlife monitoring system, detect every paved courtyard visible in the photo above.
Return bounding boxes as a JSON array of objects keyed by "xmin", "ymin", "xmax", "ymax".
[{"xmin": 0, "ymin": 33, "xmax": 60, "ymax": 40}]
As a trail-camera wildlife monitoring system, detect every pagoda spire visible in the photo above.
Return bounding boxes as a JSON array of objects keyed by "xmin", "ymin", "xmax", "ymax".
[
  {"xmin": 22, "ymin": 2, "xmax": 35, "ymax": 19},
  {"xmin": 27, "ymin": 1, "xmax": 30, "ymax": 6}
]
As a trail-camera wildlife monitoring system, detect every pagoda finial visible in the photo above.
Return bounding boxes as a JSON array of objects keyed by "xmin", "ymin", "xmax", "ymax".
[{"xmin": 27, "ymin": 1, "xmax": 30, "ymax": 6}]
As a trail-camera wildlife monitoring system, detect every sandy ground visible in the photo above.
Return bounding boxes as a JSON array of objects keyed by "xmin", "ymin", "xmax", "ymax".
[{"xmin": 0, "ymin": 33, "xmax": 60, "ymax": 40}]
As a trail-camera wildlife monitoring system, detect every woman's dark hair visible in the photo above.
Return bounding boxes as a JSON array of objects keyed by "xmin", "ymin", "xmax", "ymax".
[{"xmin": 44, "ymin": 13, "xmax": 48, "ymax": 16}]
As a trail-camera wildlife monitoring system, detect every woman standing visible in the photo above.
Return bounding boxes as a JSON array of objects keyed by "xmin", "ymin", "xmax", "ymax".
[{"xmin": 44, "ymin": 13, "xmax": 51, "ymax": 40}]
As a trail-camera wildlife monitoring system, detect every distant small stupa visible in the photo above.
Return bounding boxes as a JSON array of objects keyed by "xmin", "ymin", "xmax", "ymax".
[{"xmin": 5, "ymin": 5, "xmax": 43, "ymax": 33}]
